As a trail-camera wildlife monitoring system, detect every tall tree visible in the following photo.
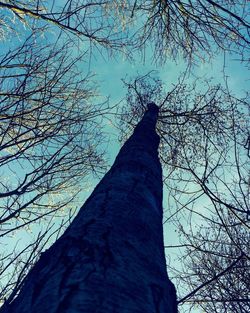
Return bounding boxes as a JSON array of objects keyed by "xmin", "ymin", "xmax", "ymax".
[
  {"xmin": 1, "ymin": 103, "xmax": 177, "ymax": 313},
  {"xmin": 119, "ymin": 73, "xmax": 249, "ymax": 312}
]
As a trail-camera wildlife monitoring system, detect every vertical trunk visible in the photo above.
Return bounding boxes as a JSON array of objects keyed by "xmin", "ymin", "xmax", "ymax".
[{"xmin": 2, "ymin": 103, "xmax": 177, "ymax": 313}]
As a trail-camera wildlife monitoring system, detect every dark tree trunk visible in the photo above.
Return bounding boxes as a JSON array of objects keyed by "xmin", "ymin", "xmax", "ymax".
[{"xmin": 2, "ymin": 103, "xmax": 177, "ymax": 313}]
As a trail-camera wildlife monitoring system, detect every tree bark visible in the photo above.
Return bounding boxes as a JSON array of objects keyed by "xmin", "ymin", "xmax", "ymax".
[{"xmin": 2, "ymin": 103, "xmax": 177, "ymax": 313}]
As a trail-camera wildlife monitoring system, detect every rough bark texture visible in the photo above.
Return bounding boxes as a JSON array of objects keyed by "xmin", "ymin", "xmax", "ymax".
[{"xmin": 2, "ymin": 103, "xmax": 177, "ymax": 313}]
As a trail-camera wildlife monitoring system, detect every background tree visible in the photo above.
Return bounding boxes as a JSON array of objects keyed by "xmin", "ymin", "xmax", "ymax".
[
  {"xmin": 119, "ymin": 73, "xmax": 249, "ymax": 312},
  {"xmin": 0, "ymin": 28, "xmax": 109, "ymax": 231},
  {"xmin": 0, "ymin": 0, "xmax": 130, "ymax": 53},
  {"xmin": 177, "ymin": 211, "xmax": 250, "ymax": 313},
  {"xmin": 0, "ymin": 28, "xmax": 112, "ymax": 304},
  {"xmin": 127, "ymin": 0, "xmax": 250, "ymax": 63}
]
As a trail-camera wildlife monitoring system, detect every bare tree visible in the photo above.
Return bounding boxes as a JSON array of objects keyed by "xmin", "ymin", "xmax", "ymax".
[
  {"xmin": 119, "ymin": 73, "xmax": 249, "ymax": 312},
  {"xmin": 177, "ymin": 211, "xmax": 250, "ymax": 313},
  {"xmin": 0, "ymin": 0, "xmax": 130, "ymax": 53},
  {"xmin": 0, "ymin": 29, "xmax": 109, "ymax": 232},
  {"xmin": 0, "ymin": 28, "xmax": 113, "ymax": 304},
  {"xmin": 128, "ymin": 0, "xmax": 250, "ymax": 63},
  {"xmin": 0, "ymin": 104, "xmax": 177, "ymax": 313}
]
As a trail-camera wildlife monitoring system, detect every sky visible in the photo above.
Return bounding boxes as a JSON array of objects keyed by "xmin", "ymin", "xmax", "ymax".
[{"xmin": 0, "ymin": 3, "xmax": 249, "ymax": 312}]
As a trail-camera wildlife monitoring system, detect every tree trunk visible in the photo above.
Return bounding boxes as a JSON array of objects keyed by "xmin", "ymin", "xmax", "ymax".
[{"xmin": 2, "ymin": 103, "xmax": 177, "ymax": 313}]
